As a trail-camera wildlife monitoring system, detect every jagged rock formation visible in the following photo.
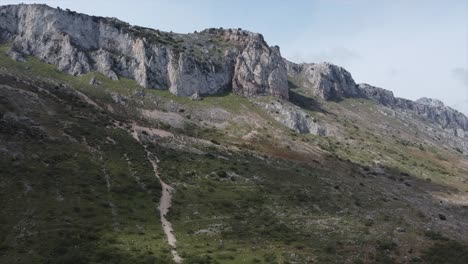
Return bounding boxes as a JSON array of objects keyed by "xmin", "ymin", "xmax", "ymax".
[
  {"xmin": 1, "ymin": 3, "xmax": 467, "ymax": 141},
  {"xmin": 358, "ymin": 83, "xmax": 468, "ymax": 137},
  {"xmin": 286, "ymin": 60, "xmax": 361, "ymax": 100},
  {"xmin": 254, "ymin": 99, "xmax": 326, "ymax": 135},
  {"xmin": 416, "ymin": 97, "xmax": 445, "ymax": 108},
  {"xmin": 358, "ymin": 83, "xmax": 397, "ymax": 106},
  {"xmin": 285, "ymin": 60, "xmax": 468, "ymax": 138},
  {"xmin": 233, "ymin": 44, "xmax": 288, "ymax": 99},
  {"xmin": 0, "ymin": 4, "xmax": 288, "ymax": 99}
]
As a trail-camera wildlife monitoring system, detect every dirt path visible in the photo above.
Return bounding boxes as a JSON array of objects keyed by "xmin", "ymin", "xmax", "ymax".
[
  {"xmin": 130, "ymin": 128, "xmax": 182, "ymax": 263},
  {"xmin": 147, "ymin": 154, "xmax": 182, "ymax": 263}
]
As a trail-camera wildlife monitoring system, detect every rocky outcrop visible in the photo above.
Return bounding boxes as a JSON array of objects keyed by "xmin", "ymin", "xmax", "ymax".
[
  {"xmin": 0, "ymin": 4, "xmax": 288, "ymax": 99},
  {"xmin": 285, "ymin": 57, "xmax": 468, "ymax": 139},
  {"xmin": 358, "ymin": 83, "xmax": 397, "ymax": 106},
  {"xmin": 233, "ymin": 39, "xmax": 288, "ymax": 99},
  {"xmin": 1, "ymin": 4, "xmax": 465, "ymax": 141},
  {"xmin": 416, "ymin": 97, "xmax": 445, "ymax": 108},
  {"xmin": 254, "ymin": 99, "xmax": 326, "ymax": 135},
  {"xmin": 286, "ymin": 60, "xmax": 361, "ymax": 100},
  {"xmin": 285, "ymin": 58, "xmax": 468, "ymax": 137},
  {"xmin": 358, "ymin": 83, "xmax": 468, "ymax": 136},
  {"xmin": 408, "ymin": 98, "xmax": 468, "ymax": 132}
]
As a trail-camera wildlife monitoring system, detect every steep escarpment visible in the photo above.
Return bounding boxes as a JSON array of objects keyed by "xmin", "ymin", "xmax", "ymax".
[
  {"xmin": 1, "ymin": 3, "xmax": 467, "ymax": 141},
  {"xmin": 0, "ymin": 4, "xmax": 288, "ymax": 99},
  {"xmin": 286, "ymin": 60, "xmax": 361, "ymax": 100},
  {"xmin": 285, "ymin": 59, "xmax": 468, "ymax": 139},
  {"xmin": 358, "ymin": 83, "xmax": 397, "ymax": 106},
  {"xmin": 358, "ymin": 83, "xmax": 468, "ymax": 136}
]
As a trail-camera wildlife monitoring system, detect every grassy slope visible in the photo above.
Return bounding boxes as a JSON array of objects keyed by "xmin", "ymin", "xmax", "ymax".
[
  {"xmin": 1, "ymin": 44, "xmax": 468, "ymax": 263},
  {"xmin": 0, "ymin": 75, "xmax": 172, "ymax": 262}
]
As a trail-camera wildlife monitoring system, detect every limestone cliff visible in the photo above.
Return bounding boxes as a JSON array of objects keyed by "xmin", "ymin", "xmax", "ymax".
[
  {"xmin": 286, "ymin": 60, "xmax": 361, "ymax": 100},
  {"xmin": 0, "ymin": 4, "xmax": 288, "ymax": 99},
  {"xmin": 358, "ymin": 83, "xmax": 468, "ymax": 136},
  {"xmin": 1, "ymin": 3, "xmax": 466, "ymax": 139}
]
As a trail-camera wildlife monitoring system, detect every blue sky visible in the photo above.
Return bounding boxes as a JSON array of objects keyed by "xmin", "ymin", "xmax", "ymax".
[{"xmin": 2, "ymin": 0, "xmax": 468, "ymax": 114}]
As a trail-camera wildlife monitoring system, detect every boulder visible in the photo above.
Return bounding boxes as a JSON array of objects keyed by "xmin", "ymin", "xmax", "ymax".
[{"xmin": 191, "ymin": 92, "xmax": 202, "ymax": 101}]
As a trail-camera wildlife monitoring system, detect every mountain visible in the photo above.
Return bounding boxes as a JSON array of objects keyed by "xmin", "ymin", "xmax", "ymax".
[
  {"xmin": 1, "ymin": 4, "xmax": 467, "ymax": 264},
  {"xmin": 0, "ymin": 4, "xmax": 288, "ymax": 99}
]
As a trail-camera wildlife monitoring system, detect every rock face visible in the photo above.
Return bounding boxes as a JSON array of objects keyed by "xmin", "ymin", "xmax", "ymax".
[
  {"xmin": 233, "ymin": 41, "xmax": 288, "ymax": 99},
  {"xmin": 0, "ymin": 4, "xmax": 288, "ymax": 99},
  {"xmin": 255, "ymin": 99, "xmax": 326, "ymax": 135},
  {"xmin": 358, "ymin": 83, "xmax": 397, "ymax": 106},
  {"xmin": 416, "ymin": 97, "xmax": 445, "ymax": 108},
  {"xmin": 1, "ymin": 4, "xmax": 466, "ymax": 142},
  {"xmin": 408, "ymin": 99, "xmax": 468, "ymax": 132},
  {"xmin": 286, "ymin": 60, "xmax": 361, "ymax": 100},
  {"xmin": 285, "ymin": 59, "xmax": 468, "ymax": 137},
  {"xmin": 358, "ymin": 83, "xmax": 468, "ymax": 135}
]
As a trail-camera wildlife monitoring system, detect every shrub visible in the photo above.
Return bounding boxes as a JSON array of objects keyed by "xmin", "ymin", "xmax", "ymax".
[{"xmin": 421, "ymin": 241, "xmax": 468, "ymax": 264}]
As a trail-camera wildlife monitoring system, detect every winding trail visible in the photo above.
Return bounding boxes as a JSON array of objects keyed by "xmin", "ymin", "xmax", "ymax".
[{"xmin": 130, "ymin": 128, "xmax": 182, "ymax": 263}]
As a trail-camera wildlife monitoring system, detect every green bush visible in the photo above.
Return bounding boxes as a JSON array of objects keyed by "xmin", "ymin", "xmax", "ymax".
[{"xmin": 421, "ymin": 241, "xmax": 468, "ymax": 264}]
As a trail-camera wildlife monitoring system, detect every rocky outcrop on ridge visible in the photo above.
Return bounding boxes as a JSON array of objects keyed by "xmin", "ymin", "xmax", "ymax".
[
  {"xmin": 254, "ymin": 99, "xmax": 326, "ymax": 135},
  {"xmin": 0, "ymin": 4, "xmax": 466, "ymax": 140},
  {"xmin": 358, "ymin": 83, "xmax": 468, "ymax": 136},
  {"xmin": 284, "ymin": 59, "xmax": 468, "ymax": 137},
  {"xmin": 358, "ymin": 83, "xmax": 397, "ymax": 106},
  {"xmin": 286, "ymin": 60, "xmax": 361, "ymax": 100},
  {"xmin": 416, "ymin": 97, "xmax": 446, "ymax": 108},
  {"xmin": 0, "ymin": 4, "xmax": 288, "ymax": 99}
]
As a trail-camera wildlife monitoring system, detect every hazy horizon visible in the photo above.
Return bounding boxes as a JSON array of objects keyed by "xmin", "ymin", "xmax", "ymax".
[{"xmin": 2, "ymin": 0, "xmax": 467, "ymax": 114}]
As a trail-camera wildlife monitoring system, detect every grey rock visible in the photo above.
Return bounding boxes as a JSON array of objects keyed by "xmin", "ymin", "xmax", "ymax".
[
  {"xmin": 0, "ymin": 4, "xmax": 288, "ymax": 99},
  {"xmin": 111, "ymin": 92, "xmax": 126, "ymax": 105},
  {"xmin": 233, "ymin": 39, "xmax": 288, "ymax": 99},
  {"xmin": 286, "ymin": 60, "xmax": 360, "ymax": 100},
  {"xmin": 394, "ymin": 98, "xmax": 468, "ymax": 132},
  {"xmin": 396, "ymin": 227, "xmax": 406, "ymax": 233},
  {"xmin": 286, "ymin": 54, "xmax": 468, "ymax": 151},
  {"xmin": 6, "ymin": 47, "xmax": 25, "ymax": 62},
  {"xmin": 358, "ymin": 83, "xmax": 397, "ymax": 106},
  {"xmin": 134, "ymin": 89, "xmax": 145, "ymax": 98},
  {"xmin": 416, "ymin": 97, "xmax": 445, "ymax": 108},
  {"xmin": 89, "ymin": 77, "xmax": 99, "ymax": 86},
  {"xmin": 167, "ymin": 51, "xmax": 232, "ymax": 96},
  {"xmin": 190, "ymin": 92, "xmax": 202, "ymax": 101},
  {"xmin": 357, "ymin": 83, "xmax": 468, "ymax": 139},
  {"xmin": 455, "ymin": 129, "xmax": 465, "ymax": 138},
  {"xmin": 93, "ymin": 49, "xmax": 119, "ymax": 80},
  {"xmin": 286, "ymin": 57, "xmax": 467, "ymax": 139},
  {"xmin": 254, "ymin": 99, "xmax": 326, "ymax": 135}
]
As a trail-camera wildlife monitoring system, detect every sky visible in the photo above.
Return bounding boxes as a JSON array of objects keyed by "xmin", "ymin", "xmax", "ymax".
[{"xmin": 2, "ymin": 0, "xmax": 468, "ymax": 114}]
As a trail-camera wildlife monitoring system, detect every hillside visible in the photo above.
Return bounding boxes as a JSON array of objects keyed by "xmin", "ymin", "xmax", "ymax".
[{"xmin": 1, "ymin": 4, "xmax": 468, "ymax": 264}]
